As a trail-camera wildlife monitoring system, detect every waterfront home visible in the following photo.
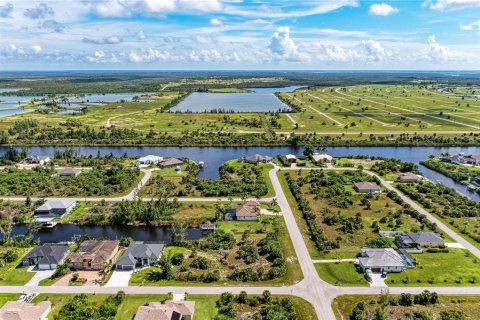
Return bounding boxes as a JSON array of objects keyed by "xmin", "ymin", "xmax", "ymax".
[
  {"xmin": 396, "ymin": 232, "xmax": 445, "ymax": 248},
  {"xmin": 395, "ymin": 172, "xmax": 423, "ymax": 183},
  {"xmin": 137, "ymin": 155, "xmax": 163, "ymax": 166},
  {"xmin": 23, "ymin": 155, "xmax": 50, "ymax": 165},
  {"xmin": 58, "ymin": 167, "xmax": 82, "ymax": 177},
  {"xmin": 116, "ymin": 241, "xmax": 165, "ymax": 271},
  {"xmin": 242, "ymin": 154, "xmax": 272, "ymax": 164},
  {"xmin": 70, "ymin": 240, "xmax": 120, "ymax": 271},
  {"xmin": 0, "ymin": 301, "xmax": 51, "ymax": 320},
  {"xmin": 134, "ymin": 301, "xmax": 195, "ymax": 320},
  {"xmin": 226, "ymin": 200, "xmax": 260, "ymax": 221},
  {"xmin": 353, "ymin": 182, "xmax": 381, "ymax": 193},
  {"xmin": 22, "ymin": 244, "xmax": 70, "ymax": 270},
  {"xmin": 285, "ymin": 154, "xmax": 297, "ymax": 163},
  {"xmin": 442, "ymin": 154, "xmax": 479, "ymax": 165},
  {"xmin": 472, "ymin": 176, "xmax": 480, "ymax": 186},
  {"xmin": 311, "ymin": 153, "xmax": 333, "ymax": 164},
  {"xmin": 358, "ymin": 248, "xmax": 409, "ymax": 273},
  {"xmin": 158, "ymin": 157, "xmax": 184, "ymax": 168},
  {"xmin": 34, "ymin": 199, "xmax": 77, "ymax": 218}
]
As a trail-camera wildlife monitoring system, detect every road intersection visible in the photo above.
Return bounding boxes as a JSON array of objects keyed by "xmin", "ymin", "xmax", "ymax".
[{"xmin": 2, "ymin": 166, "xmax": 480, "ymax": 319}]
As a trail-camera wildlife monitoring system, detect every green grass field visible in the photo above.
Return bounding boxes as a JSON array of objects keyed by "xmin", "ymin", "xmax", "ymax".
[
  {"xmin": 387, "ymin": 249, "xmax": 480, "ymax": 286},
  {"xmin": 314, "ymin": 262, "xmax": 369, "ymax": 287},
  {"xmin": 333, "ymin": 295, "xmax": 480, "ymax": 320},
  {"xmin": 0, "ymin": 247, "xmax": 35, "ymax": 286}
]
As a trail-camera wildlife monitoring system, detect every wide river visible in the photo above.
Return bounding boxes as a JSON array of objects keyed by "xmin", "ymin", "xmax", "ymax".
[{"xmin": 5, "ymin": 145, "xmax": 479, "ymax": 243}]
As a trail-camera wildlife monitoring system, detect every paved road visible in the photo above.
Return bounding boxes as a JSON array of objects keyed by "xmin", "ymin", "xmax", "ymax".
[{"xmin": 2, "ymin": 166, "xmax": 480, "ymax": 319}]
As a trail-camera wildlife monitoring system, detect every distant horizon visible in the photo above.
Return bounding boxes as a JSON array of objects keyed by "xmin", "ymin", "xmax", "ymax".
[{"xmin": 1, "ymin": 1, "xmax": 480, "ymax": 70}]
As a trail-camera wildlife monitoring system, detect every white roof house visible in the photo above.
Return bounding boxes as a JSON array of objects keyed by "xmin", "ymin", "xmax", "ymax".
[
  {"xmin": 312, "ymin": 153, "xmax": 333, "ymax": 163},
  {"xmin": 0, "ymin": 301, "xmax": 51, "ymax": 320},
  {"xmin": 34, "ymin": 199, "xmax": 77, "ymax": 218},
  {"xmin": 138, "ymin": 155, "xmax": 163, "ymax": 165},
  {"xmin": 358, "ymin": 248, "xmax": 407, "ymax": 273}
]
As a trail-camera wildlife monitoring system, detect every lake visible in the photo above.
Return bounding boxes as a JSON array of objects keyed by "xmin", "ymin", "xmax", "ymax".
[
  {"xmin": 0, "ymin": 109, "xmax": 34, "ymax": 117},
  {"xmin": 10, "ymin": 224, "xmax": 203, "ymax": 244},
  {"xmin": 2, "ymin": 145, "xmax": 480, "ymax": 201},
  {"xmin": 171, "ymin": 86, "xmax": 304, "ymax": 113},
  {"xmin": 67, "ymin": 93, "xmax": 149, "ymax": 103}
]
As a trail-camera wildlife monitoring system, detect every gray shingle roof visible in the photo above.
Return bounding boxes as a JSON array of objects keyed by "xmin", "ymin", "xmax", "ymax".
[
  {"xmin": 35, "ymin": 199, "xmax": 76, "ymax": 211},
  {"xmin": 24, "ymin": 245, "xmax": 69, "ymax": 265},
  {"xmin": 359, "ymin": 248, "xmax": 405, "ymax": 268},
  {"xmin": 402, "ymin": 232, "xmax": 444, "ymax": 244},
  {"xmin": 116, "ymin": 241, "xmax": 165, "ymax": 266}
]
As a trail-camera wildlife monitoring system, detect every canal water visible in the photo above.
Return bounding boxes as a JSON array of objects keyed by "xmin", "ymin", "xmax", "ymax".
[
  {"xmin": 2, "ymin": 145, "xmax": 480, "ymax": 201},
  {"xmin": 10, "ymin": 224, "xmax": 203, "ymax": 244},
  {"xmin": 4, "ymin": 145, "xmax": 480, "ymax": 242}
]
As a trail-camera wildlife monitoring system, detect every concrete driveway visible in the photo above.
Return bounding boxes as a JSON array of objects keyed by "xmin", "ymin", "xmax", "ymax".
[
  {"xmin": 105, "ymin": 269, "xmax": 133, "ymax": 287},
  {"xmin": 25, "ymin": 269, "xmax": 55, "ymax": 287},
  {"xmin": 369, "ymin": 273, "xmax": 387, "ymax": 287}
]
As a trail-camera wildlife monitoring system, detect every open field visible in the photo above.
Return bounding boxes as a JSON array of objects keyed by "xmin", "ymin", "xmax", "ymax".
[
  {"xmin": 333, "ymin": 294, "xmax": 480, "ymax": 320},
  {"xmin": 279, "ymin": 169, "xmax": 431, "ymax": 259},
  {"xmin": 314, "ymin": 262, "xmax": 369, "ymax": 287}
]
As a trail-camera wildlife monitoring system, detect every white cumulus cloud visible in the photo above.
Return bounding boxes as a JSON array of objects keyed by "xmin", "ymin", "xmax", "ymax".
[
  {"xmin": 268, "ymin": 26, "xmax": 308, "ymax": 61},
  {"xmin": 460, "ymin": 19, "xmax": 480, "ymax": 30},
  {"xmin": 210, "ymin": 18, "xmax": 223, "ymax": 27},
  {"xmin": 369, "ymin": 3, "xmax": 399, "ymax": 16},
  {"xmin": 31, "ymin": 45, "xmax": 42, "ymax": 54},
  {"xmin": 24, "ymin": 3, "xmax": 54, "ymax": 19},
  {"xmin": 424, "ymin": 0, "xmax": 480, "ymax": 10},
  {"xmin": 82, "ymin": 36, "xmax": 123, "ymax": 45},
  {"xmin": 135, "ymin": 30, "xmax": 147, "ymax": 40},
  {"xmin": 0, "ymin": 2, "xmax": 13, "ymax": 18}
]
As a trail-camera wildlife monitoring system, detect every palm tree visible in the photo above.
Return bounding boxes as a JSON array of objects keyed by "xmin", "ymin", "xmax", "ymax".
[{"xmin": 270, "ymin": 198, "xmax": 279, "ymax": 213}]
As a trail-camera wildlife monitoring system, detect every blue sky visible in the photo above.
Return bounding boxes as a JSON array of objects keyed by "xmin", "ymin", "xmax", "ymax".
[{"xmin": 1, "ymin": 0, "xmax": 480, "ymax": 70}]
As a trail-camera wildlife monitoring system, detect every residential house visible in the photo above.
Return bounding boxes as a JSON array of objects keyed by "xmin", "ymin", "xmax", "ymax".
[
  {"xmin": 23, "ymin": 155, "xmax": 50, "ymax": 165},
  {"xmin": 34, "ymin": 199, "xmax": 77, "ymax": 218},
  {"xmin": 116, "ymin": 241, "xmax": 165, "ymax": 270},
  {"xmin": 472, "ymin": 176, "xmax": 480, "ymax": 187},
  {"xmin": 396, "ymin": 232, "xmax": 445, "ymax": 248},
  {"xmin": 134, "ymin": 301, "xmax": 195, "ymax": 320},
  {"xmin": 0, "ymin": 301, "xmax": 51, "ymax": 320},
  {"xmin": 395, "ymin": 172, "xmax": 423, "ymax": 183},
  {"xmin": 70, "ymin": 240, "xmax": 120, "ymax": 271},
  {"xmin": 225, "ymin": 201, "xmax": 260, "ymax": 221},
  {"xmin": 311, "ymin": 153, "xmax": 333, "ymax": 164},
  {"xmin": 137, "ymin": 155, "xmax": 163, "ymax": 166},
  {"xmin": 358, "ymin": 248, "xmax": 408, "ymax": 273},
  {"xmin": 243, "ymin": 154, "xmax": 272, "ymax": 164},
  {"xmin": 22, "ymin": 244, "xmax": 70, "ymax": 270},
  {"xmin": 353, "ymin": 182, "xmax": 381, "ymax": 193},
  {"xmin": 58, "ymin": 167, "xmax": 82, "ymax": 177},
  {"xmin": 285, "ymin": 154, "xmax": 297, "ymax": 163},
  {"xmin": 158, "ymin": 157, "xmax": 184, "ymax": 168}
]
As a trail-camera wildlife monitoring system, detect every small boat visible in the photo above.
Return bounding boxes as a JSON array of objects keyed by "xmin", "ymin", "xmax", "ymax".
[
  {"xmin": 198, "ymin": 161, "xmax": 205, "ymax": 168},
  {"xmin": 467, "ymin": 184, "xmax": 477, "ymax": 192}
]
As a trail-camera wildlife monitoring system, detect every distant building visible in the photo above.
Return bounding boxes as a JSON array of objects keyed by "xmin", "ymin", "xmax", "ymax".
[
  {"xmin": 58, "ymin": 167, "xmax": 82, "ymax": 177},
  {"xmin": 116, "ymin": 241, "xmax": 165, "ymax": 271},
  {"xmin": 285, "ymin": 154, "xmax": 297, "ymax": 163},
  {"xmin": 22, "ymin": 244, "xmax": 70, "ymax": 270},
  {"xmin": 353, "ymin": 182, "xmax": 381, "ymax": 193},
  {"xmin": 158, "ymin": 157, "xmax": 184, "ymax": 168},
  {"xmin": 23, "ymin": 155, "xmax": 50, "ymax": 165},
  {"xmin": 358, "ymin": 248, "xmax": 408, "ymax": 273},
  {"xmin": 137, "ymin": 155, "xmax": 163, "ymax": 166},
  {"xmin": 134, "ymin": 301, "xmax": 195, "ymax": 320},
  {"xmin": 34, "ymin": 199, "xmax": 77, "ymax": 218},
  {"xmin": 70, "ymin": 240, "xmax": 120, "ymax": 271},
  {"xmin": 395, "ymin": 172, "xmax": 423, "ymax": 183},
  {"xmin": 243, "ymin": 154, "xmax": 272, "ymax": 164},
  {"xmin": 0, "ymin": 301, "xmax": 51, "ymax": 320},
  {"xmin": 311, "ymin": 153, "xmax": 333, "ymax": 164},
  {"xmin": 396, "ymin": 232, "xmax": 445, "ymax": 248},
  {"xmin": 442, "ymin": 154, "xmax": 480, "ymax": 165}
]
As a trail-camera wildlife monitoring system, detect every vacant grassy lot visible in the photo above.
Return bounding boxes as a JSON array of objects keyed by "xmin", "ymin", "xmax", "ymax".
[
  {"xmin": 130, "ymin": 215, "xmax": 302, "ymax": 287},
  {"xmin": 387, "ymin": 249, "xmax": 480, "ymax": 286},
  {"xmin": 280, "ymin": 169, "xmax": 427, "ymax": 259},
  {"xmin": 333, "ymin": 295, "xmax": 480, "ymax": 320},
  {"xmin": 0, "ymin": 247, "xmax": 34, "ymax": 285},
  {"xmin": 315, "ymin": 262, "xmax": 369, "ymax": 287}
]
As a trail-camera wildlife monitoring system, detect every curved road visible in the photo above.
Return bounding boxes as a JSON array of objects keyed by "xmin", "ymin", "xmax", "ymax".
[{"xmin": 2, "ymin": 166, "xmax": 480, "ymax": 319}]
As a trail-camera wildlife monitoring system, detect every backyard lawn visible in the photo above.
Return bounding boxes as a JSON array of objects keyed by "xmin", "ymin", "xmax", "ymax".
[
  {"xmin": 387, "ymin": 249, "xmax": 480, "ymax": 286},
  {"xmin": 315, "ymin": 262, "xmax": 369, "ymax": 287},
  {"xmin": 0, "ymin": 247, "xmax": 35, "ymax": 286}
]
